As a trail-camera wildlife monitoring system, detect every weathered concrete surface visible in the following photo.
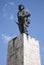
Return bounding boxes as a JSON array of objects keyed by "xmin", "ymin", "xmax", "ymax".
[
  {"xmin": 24, "ymin": 34, "xmax": 41, "ymax": 65},
  {"xmin": 7, "ymin": 33, "xmax": 41, "ymax": 65}
]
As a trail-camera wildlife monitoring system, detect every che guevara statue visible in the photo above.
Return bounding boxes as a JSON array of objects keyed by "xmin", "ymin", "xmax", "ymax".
[{"xmin": 17, "ymin": 4, "xmax": 31, "ymax": 36}]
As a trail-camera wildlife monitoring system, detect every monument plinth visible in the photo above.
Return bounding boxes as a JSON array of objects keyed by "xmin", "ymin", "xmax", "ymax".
[{"xmin": 7, "ymin": 33, "xmax": 41, "ymax": 65}]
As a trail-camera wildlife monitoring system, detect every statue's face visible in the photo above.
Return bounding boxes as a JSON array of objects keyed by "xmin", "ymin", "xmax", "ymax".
[{"xmin": 18, "ymin": 4, "xmax": 24, "ymax": 11}]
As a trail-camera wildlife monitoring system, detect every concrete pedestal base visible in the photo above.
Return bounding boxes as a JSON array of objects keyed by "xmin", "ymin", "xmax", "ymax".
[{"xmin": 7, "ymin": 33, "xmax": 41, "ymax": 65}]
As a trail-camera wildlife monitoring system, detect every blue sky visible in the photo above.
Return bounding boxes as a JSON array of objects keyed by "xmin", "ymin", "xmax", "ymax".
[{"xmin": 0, "ymin": 0, "xmax": 44, "ymax": 65}]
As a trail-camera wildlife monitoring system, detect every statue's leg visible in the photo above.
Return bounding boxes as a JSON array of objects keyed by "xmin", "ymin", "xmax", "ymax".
[
  {"xmin": 24, "ymin": 24, "xmax": 28, "ymax": 35},
  {"xmin": 19, "ymin": 23, "xmax": 24, "ymax": 33}
]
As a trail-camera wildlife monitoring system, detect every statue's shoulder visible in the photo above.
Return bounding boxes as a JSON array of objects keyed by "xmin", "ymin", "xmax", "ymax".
[
  {"xmin": 17, "ymin": 10, "xmax": 25, "ymax": 17},
  {"xmin": 17, "ymin": 11, "xmax": 24, "ymax": 17}
]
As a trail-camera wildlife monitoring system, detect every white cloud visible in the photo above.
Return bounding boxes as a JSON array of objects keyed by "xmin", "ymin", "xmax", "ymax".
[
  {"xmin": 8, "ymin": 2, "xmax": 15, "ymax": 6},
  {"xmin": 2, "ymin": 2, "xmax": 15, "ymax": 11},
  {"xmin": 2, "ymin": 2, "xmax": 15, "ymax": 21},
  {"xmin": 1, "ymin": 34, "xmax": 12, "ymax": 42},
  {"xmin": 4, "ymin": 4, "xmax": 8, "ymax": 7},
  {"xmin": 9, "ymin": 15, "xmax": 15, "ymax": 21}
]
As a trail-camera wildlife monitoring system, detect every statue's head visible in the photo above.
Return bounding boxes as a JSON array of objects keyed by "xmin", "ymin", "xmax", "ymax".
[{"xmin": 18, "ymin": 4, "xmax": 24, "ymax": 11}]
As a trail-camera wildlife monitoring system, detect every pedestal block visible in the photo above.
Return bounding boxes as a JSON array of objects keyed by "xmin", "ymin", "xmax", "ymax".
[{"xmin": 7, "ymin": 33, "xmax": 41, "ymax": 65}]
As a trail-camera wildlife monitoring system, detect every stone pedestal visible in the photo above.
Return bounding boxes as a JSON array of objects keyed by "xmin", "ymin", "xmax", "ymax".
[{"xmin": 7, "ymin": 33, "xmax": 41, "ymax": 65}]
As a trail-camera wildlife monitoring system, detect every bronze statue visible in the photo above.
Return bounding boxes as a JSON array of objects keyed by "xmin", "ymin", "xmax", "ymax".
[{"xmin": 17, "ymin": 4, "xmax": 31, "ymax": 35}]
